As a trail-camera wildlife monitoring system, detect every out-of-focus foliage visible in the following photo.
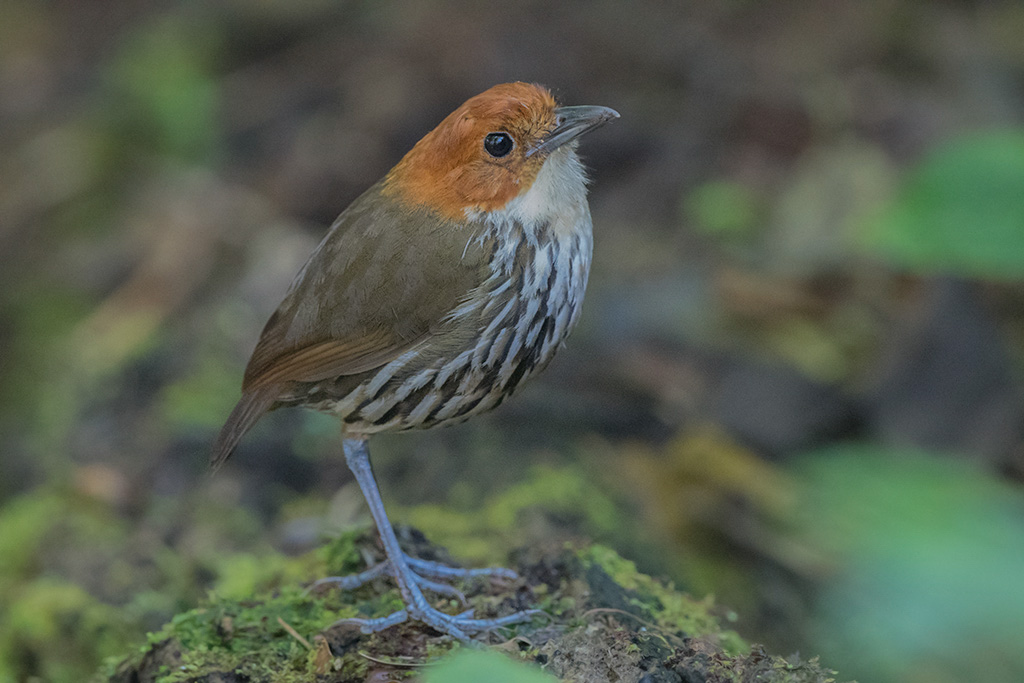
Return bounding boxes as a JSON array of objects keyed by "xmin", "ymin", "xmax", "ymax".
[
  {"xmin": 616, "ymin": 427, "xmax": 798, "ymax": 587},
  {"xmin": 105, "ymin": 16, "xmax": 222, "ymax": 164},
  {"xmin": 793, "ymin": 446, "xmax": 1024, "ymax": 683},
  {"xmin": 405, "ymin": 463, "xmax": 622, "ymax": 565},
  {"xmin": 0, "ymin": 492, "xmax": 141, "ymax": 683},
  {"xmin": 424, "ymin": 650, "xmax": 557, "ymax": 683},
  {"xmin": 686, "ymin": 180, "xmax": 763, "ymax": 245},
  {"xmin": 0, "ymin": 482, "xmax": 284, "ymax": 683},
  {"xmin": 864, "ymin": 131, "xmax": 1024, "ymax": 279}
]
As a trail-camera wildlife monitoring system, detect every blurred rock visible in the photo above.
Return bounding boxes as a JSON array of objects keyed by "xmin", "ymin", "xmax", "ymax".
[
  {"xmin": 711, "ymin": 359, "xmax": 858, "ymax": 460},
  {"xmin": 866, "ymin": 278, "xmax": 1024, "ymax": 467}
]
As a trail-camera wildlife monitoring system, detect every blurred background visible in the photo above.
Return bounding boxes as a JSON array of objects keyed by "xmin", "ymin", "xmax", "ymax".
[{"xmin": 2, "ymin": 1, "xmax": 1024, "ymax": 681}]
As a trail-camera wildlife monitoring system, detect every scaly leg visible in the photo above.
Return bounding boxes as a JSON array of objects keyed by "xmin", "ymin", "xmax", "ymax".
[{"xmin": 326, "ymin": 438, "xmax": 539, "ymax": 641}]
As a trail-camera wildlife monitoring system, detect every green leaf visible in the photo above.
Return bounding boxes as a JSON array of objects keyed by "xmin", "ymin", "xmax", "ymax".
[
  {"xmin": 793, "ymin": 446, "xmax": 1024, "ymax": 682},
  {"xmin": 863, "ymin": 130, "xmax": 1024, "ymax": 279},
  {"xmin": 423, "ymin": 650, "xmax": 557, "ymax": 683}
]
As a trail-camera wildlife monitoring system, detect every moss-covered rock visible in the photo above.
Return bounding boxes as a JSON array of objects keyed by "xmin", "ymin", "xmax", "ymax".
[{"xmin": 102, "ymin": 530, "xmax": 844, "ymax": 682}]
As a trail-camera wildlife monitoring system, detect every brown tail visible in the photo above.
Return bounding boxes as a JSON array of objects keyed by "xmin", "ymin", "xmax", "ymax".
[{"xmin": 210, "ymin": 385, "xmax": 279, "ymax": 472}]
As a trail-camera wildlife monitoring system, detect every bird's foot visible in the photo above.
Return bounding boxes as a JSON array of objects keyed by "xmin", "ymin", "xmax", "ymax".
[
  {"xmin": 318, "ymin": 553, "xmax": 537, "ymax": 641},
  {"xmin": 332, "ymin": 605, "xmax": 542, "ymax": 642},
  {"xmin": 310, "ymin": 554, "xmax": 518, "ymax": 603}
]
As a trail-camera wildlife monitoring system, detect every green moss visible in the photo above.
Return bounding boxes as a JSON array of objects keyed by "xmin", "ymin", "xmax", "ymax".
[
  {"xmin": 706, "ymin": 648, "xmax": 839, "ymax": 683},
  {"xmin": 128, "ymin": 584, "xmax": 356, "ymax": 682},
  {"xmin": 100, "ymin": 529, "xmax": 439, "ymax": 681},
  {"xmin": 165, "ymin": 588, "xmax": 344, "ymax": 652},
  {"xmin": 406, "ymin": 464, "xmax": 622, "ymax": 564},
  {"xmin": 210, "ymin": 552, "xmax": 304, "ymax": 602},
  {"xmin": 485, "ymin": 465, "xmax": 620, "ymax": 533},
  {"xmin": 150, "ymin": 534, "xmax": 370, "ymax": 649},
  {"xmin": 535, "ymin": 591, "xmax": 577, "ymax": 622},
  {"xmin": 317, "ymin": 529, "xmax": 366, "ymax": 576},
  {"xmin": 581, "ymin": 545, "xmax": 748, "ymax": 655},
  {"xmin": 583, "ymin": 544, "xmax": 644, "ymax": 591}
]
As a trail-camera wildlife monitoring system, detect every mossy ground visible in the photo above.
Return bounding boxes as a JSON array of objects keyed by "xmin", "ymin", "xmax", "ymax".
[{"xmin": 103, "ymin": 531, "xmax": 842, "ymax": 682}]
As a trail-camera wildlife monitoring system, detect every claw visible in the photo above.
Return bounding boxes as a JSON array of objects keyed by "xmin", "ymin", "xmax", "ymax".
[
  {"xmin": 414, "ymin": 576, "xmax": 468, "ymax": 605},
  {"xmin": 406, "ymin": 557, "xmax": 519, "ymax": 581},
  {"xmin": 312, "ymin": 551, "xmax": 514, "ymax": 602},
  {"xmin": 307, "ymin": 561, "xmax": 390, "ymax": 593},
  {"xmin": 332, "ymin": 609, "xmax": 410, "ymax": 635},
  {"xmin": 330, "ymin": 606, "xmax": 540, "ymax": 641}
]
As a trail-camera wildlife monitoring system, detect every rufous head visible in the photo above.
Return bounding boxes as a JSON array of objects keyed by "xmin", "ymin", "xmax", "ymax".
[{"xmin": 385, "ymin": 82, "xmax": 618, "ymax": 220}]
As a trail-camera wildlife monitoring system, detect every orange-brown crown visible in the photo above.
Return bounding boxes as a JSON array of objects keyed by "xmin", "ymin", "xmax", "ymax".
[{"xmin": 384, "ymin": 82, "xmax": 559, "ymax": 220}]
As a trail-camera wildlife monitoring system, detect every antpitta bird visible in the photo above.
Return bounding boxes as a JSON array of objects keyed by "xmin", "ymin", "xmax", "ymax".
[{"xmin": 213, "ymin": 82, "xmax": 618, "ymax": 640}]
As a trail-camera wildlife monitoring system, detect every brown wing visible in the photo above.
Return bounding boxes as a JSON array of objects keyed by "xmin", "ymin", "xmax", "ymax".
[
  {"xmin": 212, "ymin": 180, "xmax": 489, "ymax": 468},
  {"xmin": 243, "ymin": 331, "xmax": 399, "ymax": 387},
  {"xmin": 242, "ymin": 181, "xmax": 489, "ymax": 388}
]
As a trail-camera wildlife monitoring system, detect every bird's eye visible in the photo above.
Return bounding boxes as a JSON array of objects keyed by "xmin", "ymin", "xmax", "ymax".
[{"xmin": 484, "ymin": 132, "xmax": 514, "ymax": 158}]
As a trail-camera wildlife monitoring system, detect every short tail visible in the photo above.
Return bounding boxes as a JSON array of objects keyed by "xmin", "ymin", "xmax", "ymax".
[{"xmin": 210, "ymin": 385, "xmax": 279, "ymax": 472}]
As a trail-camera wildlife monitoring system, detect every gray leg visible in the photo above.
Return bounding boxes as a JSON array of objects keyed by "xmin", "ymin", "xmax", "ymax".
[{"xmin": 327, "ymin": 438, "xmax": 539, "ymax": 641}]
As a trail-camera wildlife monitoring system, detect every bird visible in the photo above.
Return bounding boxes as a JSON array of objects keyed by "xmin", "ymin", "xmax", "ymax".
[{"xmin": 212, "ymin": 82, "xmax": 618, "ymax": 641}]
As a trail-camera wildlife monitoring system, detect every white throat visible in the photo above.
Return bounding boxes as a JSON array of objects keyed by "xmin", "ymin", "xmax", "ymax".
[{"xmin": 469, "ymin": 145, "xmax": 591, "ymax": 241}]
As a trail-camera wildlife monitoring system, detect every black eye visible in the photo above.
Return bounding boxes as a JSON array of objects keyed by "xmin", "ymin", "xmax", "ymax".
[{"xmin": 484, "ymin": 132, "xmax": 514, "ymax": 158}]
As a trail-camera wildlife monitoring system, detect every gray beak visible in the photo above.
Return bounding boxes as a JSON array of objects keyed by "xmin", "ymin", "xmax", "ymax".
[{"xmin": 527, "ymin": 105, "xmax": 620, "ymax": 157}]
